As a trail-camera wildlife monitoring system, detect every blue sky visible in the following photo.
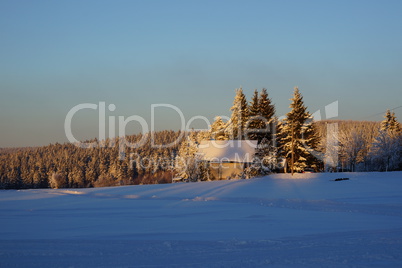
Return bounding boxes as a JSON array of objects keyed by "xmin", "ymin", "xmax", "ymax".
[{"xmin": 1, "ymin": 0, "xmax": 401, "ymax": 147}]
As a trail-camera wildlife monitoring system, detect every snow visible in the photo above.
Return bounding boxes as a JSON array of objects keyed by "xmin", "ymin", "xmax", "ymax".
[
  {"xmin": 197, "ymin": 140, "xmax": 257, "ymax": 162},
  {"xmin": 1, "ymin": 172, "xmax": 402, "ymax": 267}
]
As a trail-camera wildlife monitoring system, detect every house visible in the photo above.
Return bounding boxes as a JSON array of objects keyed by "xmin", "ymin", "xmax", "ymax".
[{"xmin": 197, "ymin": 140, "xmax": 258, "ymax": 180}]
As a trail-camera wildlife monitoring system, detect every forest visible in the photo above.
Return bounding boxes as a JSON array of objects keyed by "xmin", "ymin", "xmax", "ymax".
[{"xmin": 1, "ymin": 88, "xmax": 401, "ymax": 189}]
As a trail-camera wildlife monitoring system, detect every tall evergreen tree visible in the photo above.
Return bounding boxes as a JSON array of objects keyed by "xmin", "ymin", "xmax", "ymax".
[
  {"xmin": 278, "ymin": 87, "xmax": 320, "ymax": 173},
  {"xmin": 381, "ymin": 110, "xmax": 401, "ymax": 133},
  {"xmin": 246, "ymin": 88, "xmax": 276, "ymax": 142},
  {"xmin": 247, "ymin": 89, "xmax": 260, "ymax": 140},
  {"xmin": 372, "ymin": 110, "xmax": 402, "ymax": 171},
  {"xmin": 227, "ymin": 88, "xmax": 249, "ymax": 140},
  {"xmin": 258, "ymin": 88, "xmax": 276, "ymax": 143},
  {"xmin": 381, "ymin": 110, "xmax": 392, "ymax": 132},
  {"xmin": 175, "ymin": 132, "xmax": 199, "ymax": 181},
  {"xmin": 210, "ymin": 116, "xmax": 228, "ymax": 140}
]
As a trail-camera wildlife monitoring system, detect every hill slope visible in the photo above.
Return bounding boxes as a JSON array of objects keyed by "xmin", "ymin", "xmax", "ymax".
[{"xmin": 1, "ymin": 172, "xmax": 402, "ymax": 267}]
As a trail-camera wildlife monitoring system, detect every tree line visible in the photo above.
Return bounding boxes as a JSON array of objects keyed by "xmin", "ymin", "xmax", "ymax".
[
  {"xmin": 0, "ymin": 131, "xmax": 182, "ymax": 189},
  {"xmin": 1, "ymin": 88, "xmax": 401, "ymax": 189},
  {"xmin": 316, "ymin": 111, "xmax": 402, "ymax": 172}
]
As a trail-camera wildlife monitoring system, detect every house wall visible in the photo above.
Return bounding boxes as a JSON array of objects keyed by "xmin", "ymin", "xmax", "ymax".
[{"xmin": 209, "ymin": 162, "xmax": 245, "ymax": 180}]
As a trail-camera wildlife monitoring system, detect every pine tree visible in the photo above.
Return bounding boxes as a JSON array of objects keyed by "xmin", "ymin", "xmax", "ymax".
[
  {"xmin": 257, "ymin": 137, "xmax": 278, "ymax": 172},
  {"xmin": 278, "ymin": 87, "xmax": 321, "ymax": 173},
  {"xmin": 227, "ymin": 88, "xmax": 249, "ymax": 140},
  {"xmin": 246, "ymin": 88, "xmax": 276, "ymax": 142},
  {"xmin": 85, "ymin": 157, "xmax": 98, "ymax": 187},
  {"xmin": 175, "ymin": 132, "xmax": 199, "ymax": 181},
  {"xmin": 372, "ymin": 110, "xmax": 402, "ymax": 171},
  {"xmin": 244, "ymin": 137, "xmax": 277, "ymax": 178},
  {"xmin": 196, "ymin": 160, "xmax": 211, "ymax": 181},
  {"xmin": 210, "ymin": 116, "xmax": 228, "ymax": 140},
  {"xmin": 247, "ymin": 90, "xmax": 261, "ymax": 140},
  {"xmin": 381, "ymin": 110, "xmax": 401, "ymax": 133},
  {"xmin": 196, "ymin": 130, "xmax": 211, "ymax": 142},
  {"xmin": 117, "ymin": 161, "xmax": 129, "ymax": 184},
  {"xmin": 391, "ymin": 114, "xmax": 402, "ymax": 133},
  {"xmin": 49, "ymin": 172, "xmax": 67, "ymax": 189},
  {"xmin": 381, "ymin": 110, "xmax": 393, "ymax": 132},
  {"xmin": 258, "ymin": 88, "xmax": 276, "ymax": 143}
]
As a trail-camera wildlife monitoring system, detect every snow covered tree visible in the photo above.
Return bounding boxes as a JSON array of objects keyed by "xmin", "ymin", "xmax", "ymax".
[
  {"xmin": 85, "ymin": 157, "xmax": 99, "ymax": 187},
  {"xmin": 278, "ymin": 87, "xmax": 321, "ymax": 173},
  {"xmin": 210, "ymin": 116, "xmax": 228, "ymax": 140},
  {"xmin": 258, "ymin": 88, "xmax": 276, "ymax": 143},
  {"xmin": 49, "ymin": 172, "xmax": 67, "ymax": 189},
  {"xmin": 243, "ymin": 138, "xmax": 278, "ymax": 178},
  {"xmin": 68, "ymin": 165, "xmax": 86, "ymax": 188},
  {"xmin": 371, "ymin": 130, "xmax": 401, "ymax": 171},
  {"xmin": 381, "ymin": 110, "xmax": 401, "ymax": 133},
  {"xmin": 175, "ymin": 132, "xmax": 199, "ymax": 181},
  {"xmin": 227, "ymin": 88, "xmax": 249, "ymax": 140},
  {"xmin": 175, "ymin": 131, "xmax": 212, "ymax": 182},
  {"xmin": 247, "ymin": 90, "xmax": 260, "ymax": 140},
  {"xmin": 246, "ymin": 89, "xmax": 276, "ymax": 142},
  {"xmin": 195, "ymin": 160, "xmax": 211, "ymax": 181},
  {"xmin": 338, "ymin": 127, "xmax": 366, "ymax": 172},
  {"xmin": 371, "ymin": 110, "xmax": 402, "ymax": 171},
  {"xmin": 196, "ymin": 130, "xmax": 211, "ymax": 142}
]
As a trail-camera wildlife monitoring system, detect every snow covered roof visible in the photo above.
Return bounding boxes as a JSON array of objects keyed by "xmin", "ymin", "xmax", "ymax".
[{"xmin": 197, "ymin": 140, "xmax": 258, "ymax": 163}]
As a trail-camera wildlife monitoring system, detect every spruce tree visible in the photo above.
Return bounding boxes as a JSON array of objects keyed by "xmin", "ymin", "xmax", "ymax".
[
  {"xmin": 373, "ymin": 110, "xmax": 402, "ymax": 171},
  {"xmin": 381, "ymin": 110, "xmax": 393, "ymax": 132},
  {"xmin": 247, "ymin": 89, "xmax": 261, "ymax": 140},
  {"xmin": 381, "ymin": 110, "xmax": 401, "ymax": 133},
  {"xmin": 175, "ymin": 132, "xmax": 199, "ymax": 181},
  {"xmin": 246, "ymin": 88, "xmax": 276, "ymax": 142},
  {"xmin": 210, "ymin": 116, "xmax": 228, "ymax": 140},
  {"xmin": 278, "ymin": 87, "xmax": 320, "ymax": 173},
  {"xmin": 227, "ymin": 88, "xmax": 249, "ymax": 140},
  {"xmin": 244, "ymin": 137, "xmax": 277, "ymax": 178},
  {"xmin": 258, "ymin": 88, "xmax": 276, "ymax": 143},
  {"xmin": 196, "ymin": 160, "xmax": 211, "ymax": 181}
]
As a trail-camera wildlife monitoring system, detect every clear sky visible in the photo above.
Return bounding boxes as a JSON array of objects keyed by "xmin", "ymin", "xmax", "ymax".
[{"xmin": 1, "ymin": 0, "xmax": 401, "ymax": 147}]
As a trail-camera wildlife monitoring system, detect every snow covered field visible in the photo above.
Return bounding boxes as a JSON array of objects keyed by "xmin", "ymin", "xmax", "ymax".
[{"xmin": 1, "ymin": 172, "xmax": 402, "ymax": 267}]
